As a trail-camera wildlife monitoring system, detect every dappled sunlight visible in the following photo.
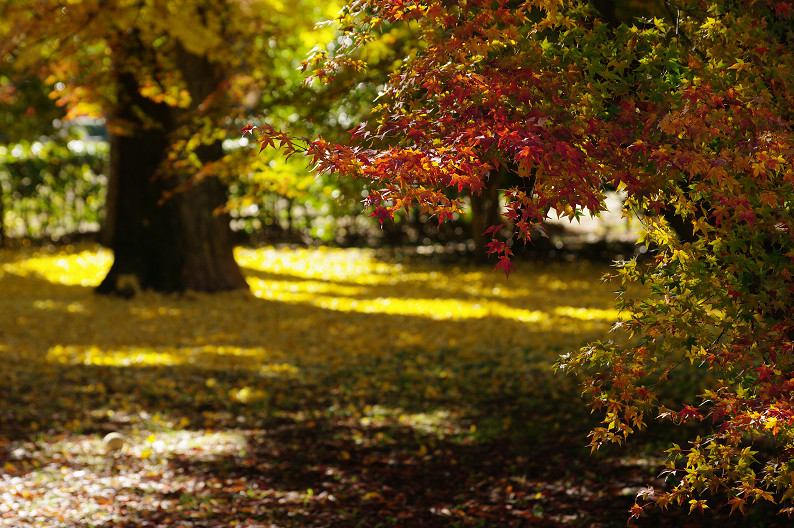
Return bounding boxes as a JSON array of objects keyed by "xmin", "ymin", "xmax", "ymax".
[
  {"xmin": 46, "ymin": 344, "xmax": 302, "ymax": 375},
  {"xmin": 32, "ymin": 299, "xmax": 87, "ymax": 313},
  {"xmin": 0, "ymin": 245, "xmax": 622, "ymax": 361},
  {"xmin": 0, "ymin": 244, "xmax": 622, "ymax": 414},
  {"xmin": 130, "ymin": 305, "xmax": 184, "ymax": 319},
  {"xmin": 237, "ymin": 246, "xmax": 611, "ymax": 303},
  {"xmin": 247, "ymin": 278, "xmax": 551, "ymax": 323},
  {"xmin": 247, "ymin": 277, "xmax": 368, "ymax": 297},
  {"xmin": 553, "ymin": 306, "xmax": 623, "ymax": 321},
  {"xmin": 235, "ymin": 246, "xmax": 398, "ymax": 286},
  {"xmin": 0, "ymin": 429, "xmax": 250, "ymax": 526},
  {"xmin": 129, "ymin": 429, "xmax": 250, "ymax": 461},
  {"xmin": 240, "ymin": 245, "xmax": 620, "ymax": 328},
  {"xmin": 1, "ymin": 247, "xmax": 112, "ymax": 287},
  {"xmin": 353, "ymin": 404, "xmax": 467, "ymax": 439}
]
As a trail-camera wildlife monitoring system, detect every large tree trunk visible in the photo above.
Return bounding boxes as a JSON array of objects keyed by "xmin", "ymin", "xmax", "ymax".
[{"xmin": 97, "ymin": 41, "xmax": 247, "ymax": 296}]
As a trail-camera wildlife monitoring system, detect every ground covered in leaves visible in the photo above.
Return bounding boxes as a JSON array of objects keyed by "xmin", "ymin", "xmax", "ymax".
[{"xmin": 0, "ymin": 245, "xmax": 786, "ymax": 527}]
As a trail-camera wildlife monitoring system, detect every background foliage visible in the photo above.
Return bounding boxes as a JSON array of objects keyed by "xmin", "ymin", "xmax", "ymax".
[{"xmin": 0, "ymin": 136, "xmax": 107, "ymax": 244}]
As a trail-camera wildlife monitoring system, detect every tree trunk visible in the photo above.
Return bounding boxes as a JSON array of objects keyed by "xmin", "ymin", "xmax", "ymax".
[
  {"xmin": 0, "ymin": 184, "xmax": 5, "ymax": 247},
  {"xmin": 591, "ymin": 0, "xmax": 618, "ymax": 27},
  {"xmin": 470, "ymin": 172, "xmax": 503, "ymax": 262},
  {"xmin": 97, "ymin": 41, "xmax": 247, "ymax": 296}
]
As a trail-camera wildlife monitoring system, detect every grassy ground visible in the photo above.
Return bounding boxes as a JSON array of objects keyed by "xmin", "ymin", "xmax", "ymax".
[{"xmin": 0, "ymin": 245, "xmax": 786, "ymax": 527}]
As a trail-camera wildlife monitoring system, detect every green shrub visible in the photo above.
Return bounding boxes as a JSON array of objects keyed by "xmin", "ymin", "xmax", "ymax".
[{"xmin": 0, "ymin": 138, "xmax": 108, "ymax": 243}]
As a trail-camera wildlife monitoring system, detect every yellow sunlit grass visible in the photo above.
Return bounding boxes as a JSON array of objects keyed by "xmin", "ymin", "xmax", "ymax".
[
  {"xmin": 238, "ymin": 245, "xmax": 622, "ymax": 326},
  {"xmin": 0, "ymin": 243, "xmax": 629, "ymax": 421},
  {"xmin": 0, "ymin": 244, "xmax": 623, "ymax": 373},
  {"xmin": 1, "ymin": 247, "xmax": 113, "ymax": 287}
]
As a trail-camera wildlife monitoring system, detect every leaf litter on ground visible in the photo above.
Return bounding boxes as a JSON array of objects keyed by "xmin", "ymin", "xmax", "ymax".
[{"xmin": 0, "ymin": 244, "xmax": 783, "ymax": 527}]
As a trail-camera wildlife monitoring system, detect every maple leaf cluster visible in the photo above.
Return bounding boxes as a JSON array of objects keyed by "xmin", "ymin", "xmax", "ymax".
[{"xmin": 249, "ymin": 0, "xmax": 794, "ymax": 517}]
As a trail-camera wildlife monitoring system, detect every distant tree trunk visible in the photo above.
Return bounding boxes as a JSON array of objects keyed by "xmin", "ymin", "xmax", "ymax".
[
  {"xmin": 591, "ymin": 0, "xmax": 618, "ymax": 27},
  {"xmin": 97, "ymin": 39, "xmax": 247, "ymax": 295},
  {"xmin": 470, "ymin": 171, "xmax": 503, "ymax": 262},
  {"xmin": 0, "ymin": 188, "xmax": 5, "ymax": 247}
]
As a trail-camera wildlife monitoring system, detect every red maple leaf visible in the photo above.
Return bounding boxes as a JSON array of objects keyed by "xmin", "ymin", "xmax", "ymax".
[{"xmin": 494, "ymin": 256, "xmax": 517, "ymax": 280}]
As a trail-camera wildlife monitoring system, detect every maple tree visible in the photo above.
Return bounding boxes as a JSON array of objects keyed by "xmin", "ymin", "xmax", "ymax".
[
  {"xmin": 249, "ymin": 0, "xmax": 794, "ymax": 517},
  {"xmin": 0, "ymin": 0, "xmax": 331, "ymax": 293}
]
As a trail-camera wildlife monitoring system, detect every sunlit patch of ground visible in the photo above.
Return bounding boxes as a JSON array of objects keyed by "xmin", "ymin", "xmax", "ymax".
[{"xmin": 0, "ymin": 244, "xmax": 620, "ymax": 398}]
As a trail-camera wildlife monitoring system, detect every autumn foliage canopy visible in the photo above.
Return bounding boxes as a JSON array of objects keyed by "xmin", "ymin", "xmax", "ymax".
[{"xmin": 247, "ymin": 0, "xmax": 794, "ymax": 517}]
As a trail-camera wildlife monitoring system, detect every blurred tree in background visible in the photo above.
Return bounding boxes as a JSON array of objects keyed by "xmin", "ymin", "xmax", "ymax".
[{"xmin": 0, "ymin": 0, "xmax": 336, "ymax": 293}]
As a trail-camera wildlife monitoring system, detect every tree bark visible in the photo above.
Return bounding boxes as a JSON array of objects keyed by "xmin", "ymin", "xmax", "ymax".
[{"xmin": 97, "ymin": 40, "xmax": 247, "ymax": 295}]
